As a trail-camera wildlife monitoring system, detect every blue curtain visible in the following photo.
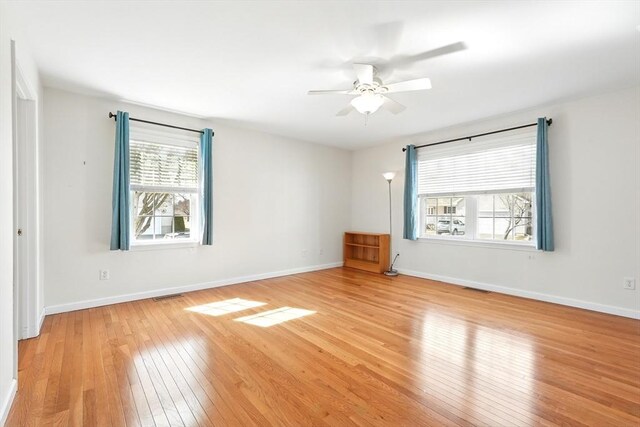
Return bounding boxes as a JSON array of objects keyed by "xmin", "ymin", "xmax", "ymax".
[
  {"xmin": 403, "ymin": 144, "xmax": 418, "ymax": 240},
  {"xmin": 200, "ymin": 128, "xmax": 214, "ymax": 245},
  {"xmin": 110, "ymin": 111, "xmax": 130, "ymax": 250},
  {"xmin": 536, "ymin": 118, "xmax": 554, "ymax": 251}
]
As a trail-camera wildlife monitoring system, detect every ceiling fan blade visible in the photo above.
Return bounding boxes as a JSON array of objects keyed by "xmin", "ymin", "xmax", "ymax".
[
  {"xmin": 385, "ymin": 78, "xmax": 432, "ymax": 93},
  {"xmin": 410, "ymin": 42, "xmax": 467, "ymax": 62},
  {"xmin": 389, "ymin": 42, "xmax": 467, "ymax": 69},
  {"xmin": 336, "ymin": 105, "xmax": 355, "ymax": 116},
  {"xmin": 381, "ymin": 96, "xmax": 406, "ymax": 115},
  {"xmin": 308, "ymin": 89, "xmax": 356, "ymax": 95},
  {"xmin": 353, "ymin": 64, "xmax": 374, "ymax": 85}
]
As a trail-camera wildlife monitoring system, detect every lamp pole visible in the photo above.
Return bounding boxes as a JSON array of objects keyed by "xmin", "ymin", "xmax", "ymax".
[{"xmin": 382, "ymin": 173, "xmax": 399, "ymax": 276}]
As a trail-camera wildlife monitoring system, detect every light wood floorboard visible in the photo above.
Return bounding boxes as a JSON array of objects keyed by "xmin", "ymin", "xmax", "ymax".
[{"xmin": 6, "ymin": 268, "xmax": 640, "ymax": 426}]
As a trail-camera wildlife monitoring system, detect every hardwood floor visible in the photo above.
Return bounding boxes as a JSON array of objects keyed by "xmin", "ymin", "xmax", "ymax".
[{"xmin": 6, "ymin": 268, "xmax": 640, "ymax": 426}]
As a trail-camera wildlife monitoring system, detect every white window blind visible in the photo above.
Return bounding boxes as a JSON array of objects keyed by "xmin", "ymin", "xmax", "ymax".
[
  {"xmin": 130, "ymin": 140, "xmax": 198, "ymax": 192},
  {"xmin": 417, "ymin": 130, "xmax": 536, "ymax": 196}
]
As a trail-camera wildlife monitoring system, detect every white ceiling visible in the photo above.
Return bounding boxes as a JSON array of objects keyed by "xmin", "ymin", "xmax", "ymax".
[{"xmin": 9, "ymin": 1, "xmax": 640, "ymax": 149}]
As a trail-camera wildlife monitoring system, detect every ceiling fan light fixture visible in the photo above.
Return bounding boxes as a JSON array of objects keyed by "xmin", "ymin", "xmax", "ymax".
[{"xmin": 351, "ymin": 91, "xmax": 384, "ymax": 115}]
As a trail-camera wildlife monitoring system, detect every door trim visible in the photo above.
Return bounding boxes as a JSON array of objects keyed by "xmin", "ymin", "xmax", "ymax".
[{"xmin": 12, "ymin": 40, "xmax": 41, "ymax": 348}]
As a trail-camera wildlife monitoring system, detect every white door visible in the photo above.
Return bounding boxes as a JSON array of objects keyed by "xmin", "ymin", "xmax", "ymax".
[
  {"xmin": 13, "ymin": 62, "xmax": 40, "ymax": 344},
  {"xmin": 15, "ymin": 98, "xmax": 31, "ymax": 339}
]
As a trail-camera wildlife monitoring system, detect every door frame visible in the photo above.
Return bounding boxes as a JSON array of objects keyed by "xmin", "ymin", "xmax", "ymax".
[{"xmin": 12, "ymin": 39, "xmax": 41, "ymax": 355}]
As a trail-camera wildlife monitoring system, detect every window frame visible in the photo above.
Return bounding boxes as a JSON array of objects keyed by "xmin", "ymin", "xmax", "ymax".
[
  {"xmin": 418, "ymin": 191, "xmax": 537, "ymax": 248},
  {"xmin": 415, "ymin": 129, "xmax": 538, "ymax": 248},
  {"xmin": 128, "ymin": 126, "xmax": 201, "ymax": 248}
]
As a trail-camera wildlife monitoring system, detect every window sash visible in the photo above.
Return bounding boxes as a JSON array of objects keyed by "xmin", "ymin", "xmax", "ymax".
[
  {"xmin": 418, "ymin": 193, "xmax": 536, "ymax": 245},
  {"xmin": 130, "ymin": 190, "xmax": 200, "ymax": 243}
]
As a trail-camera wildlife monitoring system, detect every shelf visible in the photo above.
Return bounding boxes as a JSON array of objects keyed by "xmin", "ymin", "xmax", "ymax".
[
  {"xmin": 345, "ymin": 243, "xmax": 380, "ymax": 249},
  {"xmin": 343, "ymin": 232, "xmax": 390, "ymax": 274},
  {"xmin": 344, "ymin": 257, "xmax": 378, "ymax": 264}
]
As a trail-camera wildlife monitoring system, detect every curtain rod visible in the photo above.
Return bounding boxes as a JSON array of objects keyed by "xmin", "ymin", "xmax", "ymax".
[
  {"xmin": 402, "ymin": 118, "xmax": 552, "ymax": 152},
  {"xmin": 108, "ymin": 112, "xmax": 212, "ymax": 136}
]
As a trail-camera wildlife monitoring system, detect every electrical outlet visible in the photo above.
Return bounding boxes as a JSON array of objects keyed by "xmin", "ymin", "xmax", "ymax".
[
  {"xmin": 319, "ymin": 248, "xmax": 324, "ymax": 256},
  {"xmin": 99, "ymin": 269, "xmax": 110, "ymax": 280},
  {"xmin": 623, "ymin": 277, "xmax": 636, "ymax": 290},
  {"xmin": 301, "ymin": 249, "xmax": 308, "ymax": 258}
]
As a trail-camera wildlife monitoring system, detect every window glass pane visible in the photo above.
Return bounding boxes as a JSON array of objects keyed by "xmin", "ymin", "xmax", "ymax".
[
  {"xmin": 175, "ymin": 194, "xmax": 191, "ymax": 216},
  {"xmin": 154, "ymin": 194, "xmax": 173, "ymax": 216},
  {"xmin": 135, "ymin": 216, "xmax": 154, "ymax": 240},
  {"xmin": 170, "ymin": 217, "xmax": 191, "ymax": 239},
  {"xmin": 478, "ymin": 194, "xmax": 494, "ymax": 215},
  {"xmin": 438, "ymin": 197, "xmax": 452, "ymax": 216},
  {"xmin": 157, "ymin": 216, "xmax": 173, "ymax": 238},
  {"xmin": 514, "ymin": 223, "xmax": 532, "ymax": 241},
  {"xmin": 425, "ymin": 216, "xmax": 437, "ymax": 235},
  {"xmin": 426, "ymin": 198, "xmax": 437, "ymax": 215},
  {"xmin": 495, "ymin": 217, "xmax": 513, "ymax": 240},
  {"xmin": 451, "ymin": 216, "xmax": 466, "ymax": 235},
  {"xmin": 477, "ymin": 217, "xmax": 494, "ymax": 240},
  {"xmin": 133, "ymin": 191, "xmax": 153, "ymax": 217}
]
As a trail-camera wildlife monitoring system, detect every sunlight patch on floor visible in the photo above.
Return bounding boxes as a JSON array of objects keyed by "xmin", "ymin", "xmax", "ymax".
[
  {"xmin": 185, "ymin": 298, "xmax": 266, "ymax": 316},
  {"xmin": 234, "ymin": 307, "xmax": 316, "ymax": 327}
]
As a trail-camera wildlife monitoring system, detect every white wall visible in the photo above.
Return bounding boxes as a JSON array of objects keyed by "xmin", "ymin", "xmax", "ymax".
[
  {"xmin": 42, "ymin": 88, "xmax": 351, "ymax": 311},
  {"xmin": 0, "ymin": 2, "xmax": 43, "ymax": 424},
  {"xmin": 351, "ymin": 87, "xmax": 640, "ymax": 318}
]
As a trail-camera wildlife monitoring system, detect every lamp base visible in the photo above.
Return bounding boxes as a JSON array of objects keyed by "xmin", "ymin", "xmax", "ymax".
[{"xmin": 383, "ymin": 269, "xmax": 399, "ymax": 277}]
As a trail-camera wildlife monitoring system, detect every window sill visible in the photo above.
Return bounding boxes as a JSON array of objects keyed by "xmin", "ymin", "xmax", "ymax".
[
  {"xmin": 416, "ymin": 236, "xmax": 537, "ymax": 251},
  {"xmin": 131, "ymin": 240, "xmax": 199, "ymax": 251}
]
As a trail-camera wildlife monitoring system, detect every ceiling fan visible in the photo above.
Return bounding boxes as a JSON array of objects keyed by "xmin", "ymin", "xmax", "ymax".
[{"xmin": 308, "ymin": 63, "xmax": 431, "ymax": 117}]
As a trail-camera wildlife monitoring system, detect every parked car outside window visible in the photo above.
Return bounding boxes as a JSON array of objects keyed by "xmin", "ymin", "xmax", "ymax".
[{"xmin": 436, "ymin": 219, "xmax": 465, "ymax": 235}]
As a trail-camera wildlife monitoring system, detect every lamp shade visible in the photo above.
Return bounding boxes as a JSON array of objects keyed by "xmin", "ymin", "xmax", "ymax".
[
  {"xmin": 382, "ymin": 172, "xmax": 396, "ymax": 181},
  {"xmin": 351, "ymin": 92, "xmax": 384, "ymax": 115}
]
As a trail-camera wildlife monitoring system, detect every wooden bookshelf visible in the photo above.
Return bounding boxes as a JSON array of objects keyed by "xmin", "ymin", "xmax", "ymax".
[{"xmin": 343, "ymin": 232, "xmax": 390, "ymax": 274}]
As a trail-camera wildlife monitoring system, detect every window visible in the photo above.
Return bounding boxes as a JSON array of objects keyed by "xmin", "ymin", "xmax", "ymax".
[
  {"xmin": 129, "ymin": 127, "xmax": 200, "ymax": 245},
  {"xmin": 418, "ymin": 129, "xmax": 536, "ymax": 245}
]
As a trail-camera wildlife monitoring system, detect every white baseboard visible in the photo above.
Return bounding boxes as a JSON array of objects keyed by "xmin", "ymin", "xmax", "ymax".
[
  {"xmin": 44, "ymin": 262, "xmax": 343, "ymax": 315},
  {"xmin": 0, "ymin": 379, "xmax": 17, "ymax": 427},
  {"xmin": 398, "ymin": 268, "xmax": 640, "ymax": 320},
  {"xmin": 38, "ymin": 308, "xmax": 45, "ymax": 332}
]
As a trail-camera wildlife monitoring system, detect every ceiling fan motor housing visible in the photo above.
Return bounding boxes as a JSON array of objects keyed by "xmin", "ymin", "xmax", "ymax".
[{"xmin": 353, "ymin": 77, "xmax": 388, "ymax": 94}]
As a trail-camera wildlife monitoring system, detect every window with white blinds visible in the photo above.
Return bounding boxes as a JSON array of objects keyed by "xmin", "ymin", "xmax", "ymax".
[
  {"xmin": 128, "ymin": 127, "xmax": 201, "ymax": 245},
  {"xmin": 130, "ymin": 140, "xmax": 198, "ymax": 192},
  {"xmin": 417, "ymin": 130, "xmax": 536, "ymax": 196}
]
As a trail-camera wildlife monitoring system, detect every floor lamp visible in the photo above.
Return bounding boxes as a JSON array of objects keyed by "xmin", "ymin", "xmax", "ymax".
[{"xmin": 382, "ymin": 172, "xmax": 399, "ymax": 276}]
